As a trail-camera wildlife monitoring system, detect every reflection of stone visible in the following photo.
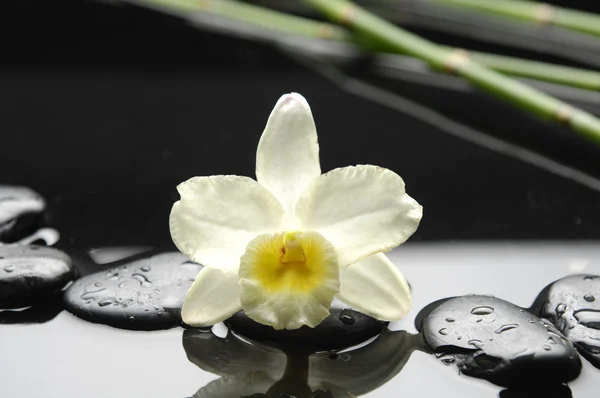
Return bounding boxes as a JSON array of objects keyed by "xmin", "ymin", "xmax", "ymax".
[
  {"xmin": 499, "ymin": 383, "xmax": 573, "ymax": 398},
  {"xmin": 0, "ymin": 245, "xmax": 73, "ymax": 309},
  {"xmin": 310, "ymin": 329, "xmax": 424, "ymax": 396},
  {"xmin": 64, "ymin": 251, "xmax": 202, "ymax": 330},
  {"xmin": 183, "ymin": 326, "xmax": 422, "ymax": 398},
  {"xmin": 225, "ymin": 304, "xmax": 387, "ymax": 351},
  {"xmin": 420, "ymin": 295, "xmax": 581, "ymax": 388},
  {"xmin": 0, "ymin": 292, "xmax": 63, "ymax": 324},
  {"xmin": 183, "ymin": 329, "xmax": 286, "ymax": 379},
  {"xmin": 540, "ymin": 274, "xmax": 600, "ymax": 369}
]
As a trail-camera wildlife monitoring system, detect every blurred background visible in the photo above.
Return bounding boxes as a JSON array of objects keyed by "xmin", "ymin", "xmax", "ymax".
[{"xmin": 2, "ymin": 0, "xmax": 600, "ymax": 249}]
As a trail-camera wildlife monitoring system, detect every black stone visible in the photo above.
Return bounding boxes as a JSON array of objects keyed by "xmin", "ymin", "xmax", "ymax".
[
  {"xmin": 224, "ymin": 305, "xmax": 387, "ymax": 351},
  {"xmin": 420, "ymin": 295, "xmax": 581, "ymax": 388},
  {"xmin": 63, "ymin": 251, "xmax": 202, "ymax": 330},
  {"xmin": 0, "ymin": 245, "xmax": 73, "ymax": 309},
  {"xmin": 538, "ymin": 274, "xmax": 600, "ymax": 369},
  {"xmin": 0, "ymin": 185, "xmax": 46, "ymax": 243}
]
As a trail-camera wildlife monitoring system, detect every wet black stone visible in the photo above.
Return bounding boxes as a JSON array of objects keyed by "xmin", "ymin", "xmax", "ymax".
[
  {"xmin": 420, "ymin": 295, "xmax": 581, "ymax": 387},
  {"xmin": 538, "ymin": 274, "xmax": 600, "ymax": 369},
  {"xmin": 0, "ymin": 185, "xmax": 46, "ymax": 243},
  {"xmin": 63, "ymin": 251, "xmax": 202, "ymax": 330},
  {"xmin": 224, "ymin": 305, "xmax": 387, "ymax": 351},
  {"xmin": 0, "ymin": 245, "xmax": 73, "ymax": 309}
]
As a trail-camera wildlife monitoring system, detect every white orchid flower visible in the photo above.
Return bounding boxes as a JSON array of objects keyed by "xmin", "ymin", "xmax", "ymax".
[{"xmin": 170, "ymin": 93, "xmax": 422, "ymax": 330}]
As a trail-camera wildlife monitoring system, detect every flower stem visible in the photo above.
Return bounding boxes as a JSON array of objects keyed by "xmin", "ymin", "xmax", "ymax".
[
  {"xmin": 426, "ymin": 0, "xmax": 600, "ymax": 38},
  {"xmin": 304, "ymin": 0, "xmax": 600, "ymax": 146}
]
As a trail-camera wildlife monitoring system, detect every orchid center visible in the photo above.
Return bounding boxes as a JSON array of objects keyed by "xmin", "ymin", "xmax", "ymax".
[
  {"xmin": 239, "ymin": 231, "xmax": 339, "ymax": 294},
  {"xmin": 280, "ymin": 231, "xmax": 306, "ymax": 264}
]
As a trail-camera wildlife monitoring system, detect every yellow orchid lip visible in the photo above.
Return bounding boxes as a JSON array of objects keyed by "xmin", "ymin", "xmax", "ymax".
[
  {"xmin": 241, "ymin": 231, "xmax": 338, "ymax": 295},
  {"xmin": 238, "ymin": 230, "xmax": 340, "ymax": 329}
]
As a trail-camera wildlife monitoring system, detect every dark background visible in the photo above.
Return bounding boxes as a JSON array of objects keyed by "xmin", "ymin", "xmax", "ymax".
[{"xmin": 2, "ymin": 0, "xmax": 600, "ymax": 248}]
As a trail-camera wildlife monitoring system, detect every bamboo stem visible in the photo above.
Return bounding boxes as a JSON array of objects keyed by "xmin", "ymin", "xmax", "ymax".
[
  {"xmin": 461, "ymin": 51, "xmax": 600, "ymax": 91},
  {"xmin": 128, "ymin": 0, "xmax": 600, "ymax": 91},
  {"xmin": 426, "ymin": 0, "xmax": 600, "ymax": 38},
  {"xmin": 134, "ymin": 0, "xmax": 351, "ymax": 41},
  {"xmin": 304, "ymin": 0, "xmax": 600, "ymax": 145}
]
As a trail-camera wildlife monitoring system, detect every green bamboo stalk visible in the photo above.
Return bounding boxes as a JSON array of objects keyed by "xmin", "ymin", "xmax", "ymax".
[
  {"xmin": 130, "ymin": 0, "xmax": 600, "ymax": 92},
  {"xmin": 445, "ymin": 49, "xmax": 600, "ymax": 91},
  {"xmin": 304, "ymin": 0, "xmax": 600, "ymax": 145},
  {"xmin": 135, "ymin": 0, "xmax": 351, "ymax": 41},
  {"xmin": 427, "ymin": 0, "xmax": 600, "ymax": 38}
]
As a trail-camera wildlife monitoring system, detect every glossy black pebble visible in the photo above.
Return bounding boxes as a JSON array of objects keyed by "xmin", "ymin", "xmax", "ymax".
[
  {"xmin": 225, "ymin": 307, "xmax": 387, "ymax": 351},
  {"xmin": 0, "ymin": 245, "xmax": 73, "ymax": 309},
  {"xmin": 420, "ymin": 295, "xmax": 581, "ymax": 387},
  {"xmin": 540, "ymin": 274, "xmax": 600, "ymax": 369},
  {"xmin": 64, "ymin": 251, "xmax": 202, "ymax": 330},
  {"xmin": 0, "ymin": 185, "xmax": 46, "ymax": 243}
]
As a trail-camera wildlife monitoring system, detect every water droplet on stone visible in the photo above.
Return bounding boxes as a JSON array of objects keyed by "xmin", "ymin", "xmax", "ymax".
[
  {"xmin": 118, "ymin": 281, "xmax": 128, "ymax": 288},
  {"xmin": 140, "ymin": 266, "xmax": 151, "ymax": 272},
  {"xmin": 98, "ymin": 299, "xmax": 113, "ymax": 307},
  {"xmin": 584, "ymin": 294, "xmax": 596, "ymax": 302},
  {"xmin": 471, "ymin": 306, "xmax": 494, "ymax": 315},
  {"xmin": 495, "ymin": 324, "xmax": 519, "ymax": 334},
  {"xmin": 544, "ymin": 345, "xmax": 551, "ymax": 351},
  {"xmin": 105, "ymin": 271, "xmax": 119, "ymax": 280},
  {"xmin": 439, "ymin": 328, "xmax": 449, "ymax": 335},
  {"xmin": 94, "ymin": 282, "xmax": 101, "ymax": 287},
  {"xmin": 339, "ymin": 309, "xmax": 355, "ymax": 325},
  {"xmin": 468, "ymin": 339, "xmax": 483, "ymax": 349},
  {"xmin": 457, "ymin": 336, "xmax": 462, "ymax": 340},
  {"xmin": 80, "ymin": 288, "xmax": 106, "ymax": 301},
  {"xmin": 341, "ymin": 354, "xmax": 351, "ymax": 362},
  {"xmin": 3, "ymin": 265, "xmax": 15, "ymax": 273},
  {"xmin": 132, "ymin": 273, "xmax": 153, "ymax": 287},
  {"xmin": 446, "ymin": 317, "xmax": 455, "ymax": 322}
]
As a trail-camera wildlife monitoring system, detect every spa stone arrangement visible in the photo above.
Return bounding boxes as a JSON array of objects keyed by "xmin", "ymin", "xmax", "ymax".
[{"xmin": 1, "ymin": 94, "xmax": 600, "ymax": 397}]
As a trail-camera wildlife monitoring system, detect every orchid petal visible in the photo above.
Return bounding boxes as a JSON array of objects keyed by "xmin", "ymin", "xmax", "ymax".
[
  {"xmin": 337, "ymin": 253, "xmax": 411, "ymax": 321},
  {"xmin": 170, "ymin": 175, "xmax": 285, "ymax": 271},
  {"xmin": 182, "ymin": 266, "xmax": 242, "ymax": 327},
  {"xmin": 256, "ymin": 93, "xmax": 321, "ymax": 218},
  {"xmin": 295, "ymin": 165, "xmax": 422, "ymax": 267}
]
